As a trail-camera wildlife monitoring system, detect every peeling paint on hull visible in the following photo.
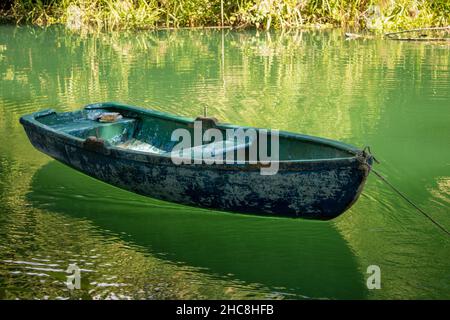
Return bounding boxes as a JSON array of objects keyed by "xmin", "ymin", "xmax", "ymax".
[
  {"xmin": 21, "ymin": 126, "xmax": 370, "ymax": 220},
  {"xmin": 20, "ymin": 104, "xmax": 372, "ymax": 220}
]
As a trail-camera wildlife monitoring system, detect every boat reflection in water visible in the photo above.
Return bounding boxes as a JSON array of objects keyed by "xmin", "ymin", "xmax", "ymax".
[{"xmin": 27, "ymin": 161, "xmax": 368, "ymax": 299}]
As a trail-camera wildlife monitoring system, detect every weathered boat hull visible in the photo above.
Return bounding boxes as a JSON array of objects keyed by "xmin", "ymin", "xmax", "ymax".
[{"xmin": 20, "ymin": 104, "xmax": 372, "ymax": 220}]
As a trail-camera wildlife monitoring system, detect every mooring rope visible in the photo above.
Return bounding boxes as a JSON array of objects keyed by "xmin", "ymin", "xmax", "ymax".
[{"xmin": 371, "ymin": 168, "xmax": 450, "ymax": 236}]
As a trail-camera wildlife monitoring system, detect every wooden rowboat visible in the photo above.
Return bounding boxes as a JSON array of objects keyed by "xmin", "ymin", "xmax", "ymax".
[{"xmin": 20, "ymin": 102, "xmax": 373, "ymax": 220}]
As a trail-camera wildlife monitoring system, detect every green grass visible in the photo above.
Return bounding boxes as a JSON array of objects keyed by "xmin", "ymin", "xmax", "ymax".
[{"xmin": 1, "ymin": 0, "xmax": 449, "ymax": 31}]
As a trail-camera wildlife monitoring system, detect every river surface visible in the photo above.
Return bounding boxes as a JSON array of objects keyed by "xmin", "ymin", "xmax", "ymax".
[{"xmin": 0, "ymin": 26, "xmax": 449, "ymax": 299}]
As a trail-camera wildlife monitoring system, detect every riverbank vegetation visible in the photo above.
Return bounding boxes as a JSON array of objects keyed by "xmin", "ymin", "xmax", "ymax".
[{"xmin": 0, "ymin": 0, "xmax": 449, "ymax": 31}]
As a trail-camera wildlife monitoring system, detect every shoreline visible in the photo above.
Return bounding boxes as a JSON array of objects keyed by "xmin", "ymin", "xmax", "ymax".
[
  {"xmin": 1, "ymin": 22, "xmax": 448, "ymax": 43},
  {"xmin": 1, "ymin": 1, "xmax": 449, "ymax": 33}
]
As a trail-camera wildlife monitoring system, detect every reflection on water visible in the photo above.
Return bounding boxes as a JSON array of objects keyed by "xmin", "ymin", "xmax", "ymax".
[
  {"xmin": 25, "ymin": 161, "xmax": 366, "ymax": 299},
  {"xmin": 0, "ymin": 26, "xmax": 449, "ymax": 299}
]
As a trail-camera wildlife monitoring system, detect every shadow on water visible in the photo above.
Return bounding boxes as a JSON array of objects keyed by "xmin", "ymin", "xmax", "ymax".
[{"xmin": 27, "ymin": 161, "xmax": 368, "ymax": 299}]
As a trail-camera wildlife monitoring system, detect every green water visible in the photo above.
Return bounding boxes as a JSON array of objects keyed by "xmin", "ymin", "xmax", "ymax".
[{"xmin": 0, "ymin": 26, "xmax": 449, "ymax": 300}]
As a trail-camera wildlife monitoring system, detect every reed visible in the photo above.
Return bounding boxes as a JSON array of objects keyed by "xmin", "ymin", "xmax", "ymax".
[{"xmin": 0, "ymin": 0, "xmax": 449, "ymax": 31}]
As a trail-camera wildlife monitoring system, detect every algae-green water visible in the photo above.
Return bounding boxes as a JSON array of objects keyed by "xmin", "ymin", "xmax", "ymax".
[{"xmin": 0, "ymin": 26, "xmax": 449, "ymax": 299}]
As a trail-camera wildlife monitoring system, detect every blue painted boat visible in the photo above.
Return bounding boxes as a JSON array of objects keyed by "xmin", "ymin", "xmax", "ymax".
[{"xmin": 20, "ymin": 102, "xmax": 373, "ymax": 220}]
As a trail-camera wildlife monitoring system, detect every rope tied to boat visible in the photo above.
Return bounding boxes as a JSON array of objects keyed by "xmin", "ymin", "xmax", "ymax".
[
  {"xmin": 371, "ymin": 169, "xmax": 450, "ymax": 236},
  {"xmin": 361, "ymin": 146, "xmax": 450, "ymax": 236},
  {"xmin": 361, "ymin": 146, "xmax": 379, "ymax": 164}
]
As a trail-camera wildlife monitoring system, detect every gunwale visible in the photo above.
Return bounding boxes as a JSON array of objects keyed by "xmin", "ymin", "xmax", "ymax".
[{"xmin": 19, "ymin": 102, "xmax": 365, "ymax": 171}]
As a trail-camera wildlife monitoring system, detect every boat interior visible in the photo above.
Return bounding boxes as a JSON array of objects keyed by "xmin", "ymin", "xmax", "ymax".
[{"xmin": 35, "ymin": 107, "xmax": 356, "ymax": 161}]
